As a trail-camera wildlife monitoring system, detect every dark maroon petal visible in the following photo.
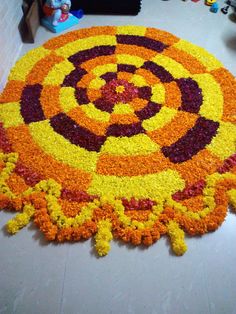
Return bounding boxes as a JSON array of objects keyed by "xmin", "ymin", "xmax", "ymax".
[
  {"xmin": 75, "ymin": 87, "xmax": 90, "ymax": 104},
  {"xmin": 162, "ymin": 117, "xmax": 219, "ymax": 163},
  {"xmin": 122, "ymin": 197, "xmax": 157, "ymax": 210},
  {"xmin": 217, "ymin": 153, "xmax": 236, "ymax": 174},
  {"xmin": 101, "ymin": 79, "xmax": 138, "ymax": 103},
  {"xmin": 0, "ymin": 122, "xmax": 12, "ymax": 153},
  {"xmin": 94, "ymin": 98, "xmax": 114, "ymax": 113},
  {"xmin": 68, "ymin": 46, "xmax": 116, "ymax": 66},
  {"xmin": 106, "ymin": 122, "xmax": 145, "ymax": 137},
  {"xmin": 135, "ymin": 101, "xmax": 161, "ymax": 120},
  {"xmin": 138, "ymin": 86, "xmax": 152, "ymax": 100},
  {"xmin": 50, "ymin": 113, "xmax": 106, "ymax": 152},
  {"xmin": 173, "ymin": 179, "xmax": 206, "ymax": 201},
  {"xmin": 62, "ymin": 67, "xmax": 87, "ymax": 88},
  {"xmin": 176, "ymin": 78, "xmax": 203, "ymax": 113},
  {"xmin": 117, "ymin": 64, "xmax": 137, "ymax": 73},
  {"xmin": 142, "ymin": 61, "xmax": 173, "ymax": 83},
  {"xmin": 116, "ymin": 35, "xmax": 167, "ymax": 52},
  {"xmin": 100, "ymin": 72, "xmax": 117, "ymax": 82},
  {"xmin": 61, "ymin": 189, "xmax": 95, "ymax": 202},
  {"xmin": 15, "ymin": 162, "xmax": 42, "ymax": 186},
  {"xmin": 20, "ymin": 84, "xmax": 45, "ymax": 124}
]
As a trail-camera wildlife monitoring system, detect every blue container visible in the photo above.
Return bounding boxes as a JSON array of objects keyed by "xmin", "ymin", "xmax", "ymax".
[{"xmin": 210, "ymin": 2, "xmax": 219, "ymax": 12}]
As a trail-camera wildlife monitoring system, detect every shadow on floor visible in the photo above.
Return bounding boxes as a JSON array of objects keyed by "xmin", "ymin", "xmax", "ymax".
[
  {"xmin": 228, "ymin": 12, "xmax": 236, "ymax": 23},
  {"xmin": 223, "ymin": 34, "xmax": 236, "ymax": 51}
]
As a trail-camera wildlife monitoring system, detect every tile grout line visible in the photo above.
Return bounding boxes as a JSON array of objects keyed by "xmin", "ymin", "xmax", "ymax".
[
  {"xmin": 203, "ymin": 260, "xmax": 212, "ymax": 314},
  {"xmin": 59, "ymin": 246, "xmax": 70, "ymax": 314}
]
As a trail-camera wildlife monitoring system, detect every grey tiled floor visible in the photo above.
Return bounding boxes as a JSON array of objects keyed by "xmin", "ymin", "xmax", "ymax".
[{"xmin": 1, "ymin": 1, "xmax": 236, "ymax": 313}]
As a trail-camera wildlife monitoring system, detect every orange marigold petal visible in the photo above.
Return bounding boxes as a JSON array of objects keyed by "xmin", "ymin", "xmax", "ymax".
[
  {"xmin": 180, "ymin": 195, "xmax": 204, "ymax": 212},
  {"xmin": 175, "ymin": 150, "xmax": 223, "ymax": 185},
  {"xmin": 97, "ymin": 152, "xmax": 172, "ymax": 176},
  {"xmin": 117, "ymin": 71, "xmax": 133, "ymax": 82},
  {"xmin": 163, "ymin": 81, "xmax": 182, "ymax": 109},
  {"xmin": 87, "ymin": 89, "xmax": 102, "ymax": 102},
  {"xmin": 0, "ymin": 81, "xmax": 25, "ymax": 103},
  {"xmin": 163, "ymin": 46, "xmax": 207, "ymax": 74},
  {"xmin": 116, "ymin": 44, "xmax": 156, "ymax": 60},
  {"xmin": 44, "ymin": 26, "xmax": 117, "ymax": 50},
  {"xmin": 59, "ymin": 199, "xmax": 86, "ymax": 217},
  {"xmin": 129, "ymin": 98, "xmax": 148, "ymax": 111},
  {"xmin": 81, "ymin": 55, "xmax": 117, "ymax": 72},
  {"xmin": 67, "ymin": 107, "xmax": 109, "ymax": 136},
  {"xmin": 109, "ymin": 113, "xmax": 139, "ymax": 124},
  {"xmin": 135, "ymin": 68, "xmax": 160, "ymax": 85},
  {"xmin": 40, "ymin": 85, "xmax": 61, "ymax": 118},
  {"xmin": 148, "ymin": 111, "xmax": 197, "ymax": 146},
  {"xmin": 210, "ymin": 67, "xmax": 236, "ymax": 123},
  {"xmin": 77, "ymin": 73, "xmax": 96, "ymax": 88},
  {"xmin": 145, "ymin": 28, "xmax": 179, "ymax": 46},
  {"xmin": 26, "ymin": 54, "xmax": 64, "ymax": 84},
  {"xmin": 7, "ymin": 173, "xmax": 29, "ymax": 195},
  {"xmin": 6, "ymin": 125, "xmax": 92, "ymax": 190}
]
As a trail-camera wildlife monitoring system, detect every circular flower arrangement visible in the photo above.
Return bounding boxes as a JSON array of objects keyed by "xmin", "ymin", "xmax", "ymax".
[{"xmin": 0, "ymin": 26, "xmax": 236, "ymax": 256}]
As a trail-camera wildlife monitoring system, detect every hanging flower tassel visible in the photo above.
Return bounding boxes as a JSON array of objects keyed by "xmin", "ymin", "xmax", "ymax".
[
  {"xmin": 95, "ymin": 220, "xmax": 113, "ymax": 257},
  {"xmin": 167, "ymin": 220, "xmax": 187, "ymax": 256},
  {"xmin": 7, "ymin": 204, "xmax": 35, "ymax": 234}
]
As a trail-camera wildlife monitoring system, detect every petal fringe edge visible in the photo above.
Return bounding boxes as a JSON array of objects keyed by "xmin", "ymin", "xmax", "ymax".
[{"xmin": 0, "ymin": 152, "xmax": 236, "ymax": 256}]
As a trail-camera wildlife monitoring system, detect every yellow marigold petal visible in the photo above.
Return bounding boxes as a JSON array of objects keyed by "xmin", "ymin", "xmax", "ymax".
[
  {"xmin": 55, "ymin": 35, "xmax": 117, "ymax": 58},
  {"xmin": 7, "ymin": 220, "xmax": 19, "ymax": 234},
  {"xmin": 151, "ymin": 84, "xmax": 165, "ymax": 104},
  {"xmin": 174, "ymin": 40, "xmax": 223, "ymax": 71},
  {"xmin": 116, "ymin": 54, "xmax": 145, "ymax": 67},
  {"xmin": 46, "ymin": 193, "xmax": 95, "ymax": 228},
  {"xmin": 29, "ymin": 120, "xmax": 98, "ymax": 172},
  {"xmin": 142, "ymin": 107, "xmax": 176, "ymax": 132},
  {"xmin": 7, "ymin": 204, "xmax": 35, "ymax": 234},
  {"xmin": 89, "ymin": 77, "xmax": 106, "ymax": 90},
  {"xmin": 113, "ymin": 103, "xmax": 134, "ymax": 114},
  {"xmin": 59, "ymin": 87, "xmax": 78, "ymax": 113},
  {"xmin": 117, "ymin": 25, "xmax": 146, "ymax": 36},
  {"xmin": 112, "ymin": 200, "xmax": 132, "ymax": 227},
  {"xmin": 95, "ymin": 219, "xmax": 113, "ymax": 256},
  {"xmin": 151, "ymin": 54, "xmax": 190, "ymax": 78},
  {"xmin": 130, "ymin": 74, "xmax": 147, "ymax": 87},
  {"xmin": 167, "ymin": 221, "xmax": 187, "ymax": 256},
  {"xmin": 207, "ymin": 122, "xmax": 236, "ymax": 160},
  {"xmin": 0, "ymin": 152, "xmax": 18, "ymax": 198},
  {"xmin": 0, "ymin": 102, "xmax": 24, "ymax": 128},
  {"xmin": 92, "ymin": 64, "xmax": 117, "ymax": 76},
  {"xmin": 43, "ymin": 60, "xmax": 75, "ymax": 85},
  {"xmin": 100, "ymin": 134, "xmax": 160, "ymax": 156},
  {"xmin": 9, "ymin": 47, "xmax": 50, "ymax": 81},
  {"xmin": 193, "ymin": 73, "xmax": 223, "ymax": 122},
  {"xmin": 88, "ymin": 170, "xmax": 185, "ymax": 199},
  {"xmin": 80, "ymin": 103, "xmax": 110, "ymax": 122}
]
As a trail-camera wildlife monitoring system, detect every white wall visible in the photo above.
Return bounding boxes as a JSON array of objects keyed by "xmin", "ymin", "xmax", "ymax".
[{"xmin": 0, "ymin": 0, "xmax": 23, "ymax": 91}]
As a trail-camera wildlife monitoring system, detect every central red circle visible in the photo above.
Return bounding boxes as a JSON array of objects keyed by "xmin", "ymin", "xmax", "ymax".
[{"xmin": 101, "ymin": 79, "xmax": 138, "ymax": 104}]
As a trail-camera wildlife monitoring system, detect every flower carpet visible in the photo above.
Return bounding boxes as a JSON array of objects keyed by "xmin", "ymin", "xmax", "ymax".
[{"xmin": 0, "ymin": 26, "xmax": 236, "ymax": 256}]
